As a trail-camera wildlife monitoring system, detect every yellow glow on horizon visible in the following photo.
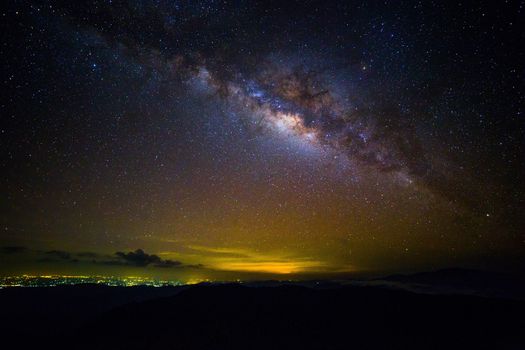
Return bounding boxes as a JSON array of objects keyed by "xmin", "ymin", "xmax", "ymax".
[
  {"xmin": 213, "ymin": 261, "xmax": 325, "ymax": 274},
  {"xmin": 182, "ymin": 245, "xmax": 336, "ymax": 274},
  {"xmin": 154, "ymin": 242, "xmax": 355, "ymax": 276}
]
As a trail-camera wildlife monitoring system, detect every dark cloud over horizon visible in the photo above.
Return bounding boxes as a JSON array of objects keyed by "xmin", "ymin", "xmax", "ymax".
[
  {"xmin": 2, "ymin": 246, "xmax": 194, "ymax": 269},
  {"xmin": 113, "ymin": 249, "xmax": 185, "ymax": 268},
  {"xmin": 1, "ymin": 246, "xmax": 27, "ymax": 254}
]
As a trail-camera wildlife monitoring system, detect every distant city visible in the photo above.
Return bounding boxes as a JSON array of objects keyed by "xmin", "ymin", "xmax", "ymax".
[{"xmin": 0, "ymin": 275, "xmax": 187, "ymax": 288}]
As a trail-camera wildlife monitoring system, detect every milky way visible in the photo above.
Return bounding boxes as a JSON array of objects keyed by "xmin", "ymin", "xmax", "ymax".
[
  {"xmin": 164, "ymin": 54, "xmax": 452, "ymax": 204},
  {"xmin": 2, "ymin": 1, "xmax": 524, "ymax": 280}
]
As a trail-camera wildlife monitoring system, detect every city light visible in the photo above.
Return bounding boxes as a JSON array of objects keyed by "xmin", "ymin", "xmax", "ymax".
[{"xmin": 0, "ymin": 275, "xmax": 184, "ymax": 288}]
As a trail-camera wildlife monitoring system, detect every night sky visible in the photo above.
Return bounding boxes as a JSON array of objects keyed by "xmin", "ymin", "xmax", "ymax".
[{"xmin": 2, "ymin": 0, "xmax": 524, "ymax": 281}]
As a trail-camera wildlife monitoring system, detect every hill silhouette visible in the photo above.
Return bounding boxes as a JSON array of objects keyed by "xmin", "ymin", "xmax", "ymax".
[
  {"xmin": 374, "ymin": 268, "xmax": 525, "ymax": 299},
  {"xmin": 1, "ymin": 271, "xmax": 524, "ymax": 349}
]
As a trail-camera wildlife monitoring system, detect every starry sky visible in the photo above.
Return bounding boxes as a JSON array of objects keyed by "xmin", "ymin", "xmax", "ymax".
[{"xmin": 1, "ymin": 0, "xmax": 524, "ymax": 281}]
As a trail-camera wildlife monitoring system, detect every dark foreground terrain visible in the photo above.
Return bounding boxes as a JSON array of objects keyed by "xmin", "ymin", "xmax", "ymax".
[{"xmin": 1, "ymin": 271, "xmax": 524, "ymax": 349}]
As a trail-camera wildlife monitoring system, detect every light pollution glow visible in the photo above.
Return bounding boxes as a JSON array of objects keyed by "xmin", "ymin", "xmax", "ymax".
[{"xmin": 158, "ymin": 245, "xmax": 353, "ymax": 275}]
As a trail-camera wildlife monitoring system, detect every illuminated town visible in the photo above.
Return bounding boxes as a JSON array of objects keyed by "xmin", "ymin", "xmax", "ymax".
[{"xmin": 0, "ymin": 275, "xmax": 185, "ymax": 288}]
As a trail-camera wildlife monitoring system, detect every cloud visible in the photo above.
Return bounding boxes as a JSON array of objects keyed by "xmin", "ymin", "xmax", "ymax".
[
  {"xmin": 185, "ymin": 245, "xmax": 338, "ymax": 274},
  {"xmin": 45, "ymin": 250, "xmax": 72, "ymax": 260},
  {"xmin": 154, "ymin": 259, "xmax": 183, "ymax": 268},
  {"xmin": 1, "ymin": 246, "xmax": 27, "ymax": 254},
  {"xmin": 11, "ymin": 246, "xmax": 198, "ymax": 269},
  {"xmin": 76, "ymin": 252, "xmax": 100, "ymax": 258},
  {"xmin": 115, "ymin": 249, "xmax": 162, "ymax": 266},
  {"xmin": 37, "ymin": 250, "xmax": 79, "ymax": 263},
  {"xmin": 110, "ymin": 249, "xmax": 190, "ymax": 269},
  {"xmin": 186, "ymin": 245, "xmax": 253, "ymax": 259}
]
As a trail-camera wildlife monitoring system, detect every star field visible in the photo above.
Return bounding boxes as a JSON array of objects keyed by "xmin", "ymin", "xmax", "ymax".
[{"xmin": 1, "ymin": 0, "xmax": 524, "ymax": 280}]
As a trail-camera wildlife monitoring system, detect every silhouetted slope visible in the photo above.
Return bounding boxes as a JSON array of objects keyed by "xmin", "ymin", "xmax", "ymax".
[
  {"xmin": 377, "ymin": 268, "xmax": 525, "ymax": 299},
  {"xmin": 0, "ymin": 284, "xmax": 186, "ymax": 344},
  {"xmin": 73, "ymin": 284, "xmax": 524, "ymax": 350}
]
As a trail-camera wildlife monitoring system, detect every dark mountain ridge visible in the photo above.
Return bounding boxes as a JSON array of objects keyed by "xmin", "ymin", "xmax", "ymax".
[
  {"xmin": 70, "ymin": 283, "xmax": 523, "ymax": 349},
  {"xmin": 1, "ymin": 270, "xmax": 524, "ymax": 349}
]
